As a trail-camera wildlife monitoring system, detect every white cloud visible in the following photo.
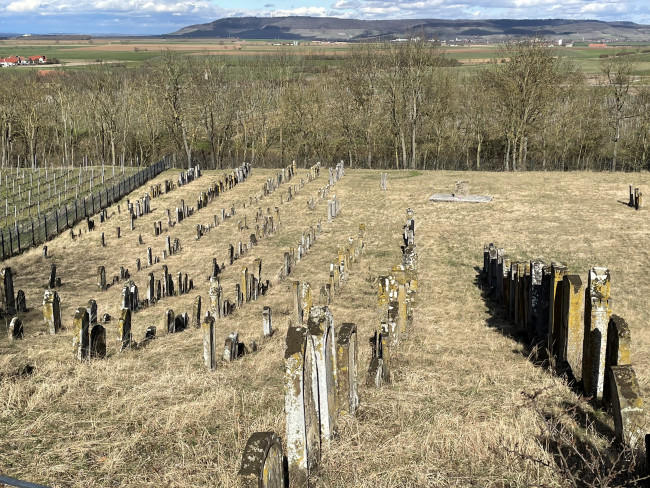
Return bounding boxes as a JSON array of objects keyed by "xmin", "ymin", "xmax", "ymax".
[{"xmin": 6, "ymin": 0, "xmax": 42, "ymax": 12}]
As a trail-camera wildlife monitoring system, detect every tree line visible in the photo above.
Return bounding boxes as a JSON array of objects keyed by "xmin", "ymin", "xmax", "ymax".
[{"xmin": 0, "ymin": 41, "xmax": 648, "ymax": 171}]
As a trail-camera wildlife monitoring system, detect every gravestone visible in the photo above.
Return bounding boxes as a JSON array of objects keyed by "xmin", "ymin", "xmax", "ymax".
[
  {"xmin": 16, "ymin": 290, "xmax": 26, "ymax": 313},
  {"xmin": 9, "ymin": 317, "xmax": 23, "ymax": 340},
  {"xmin": 43, "ymin": 289, "xmax": 62, "ymax": 334},
  {"xmin": 174, "ymin": 314, "xmax": 186, "ymax": 333},
  {"xmin": 165, "ymin": 309, "xmax": 175, "ymax": 334},
  {"xmin": 367, "ymin": 327, "xmax": 390, "ymax": 387},
  {"xmin": 87, "ymin": 299, "xmax": 98, "ymax": 324},
  {"xmin": 336, "ymin": 322, "xmax": 359, "ymax": 417},
  {"xmin": 262, "ymin": 306, "xmax": 273, "ymax": 337},
  {"xmin": 284, "ymin": 326, "xmax": 321, "ymax": 484},
  {"xmin": 223, "ymin": 332, "xmax": 240, "ymax": 362},
  {"xmin": 90, "ymin": 323, "xmax": 106, "ymax": 359},
  {"xmin": 608, "ymin": 364, "xmax": 645, "ymax": 449},
  {"xmin": 193, "ymin": 296, "xmax": 202, "ymax": 328},
  {"xmin": 202, "ymin": 315, "xmax": 217, "ymax": 370},
  {"xmin": 560, "ymin": 274, "xmax": 584, "ymax": 380},
  {"xmin": 582, "ymin": 267, "xmax": 612, "ymax": 401},
  {"xmin": 603, "ymin": 315, "xmax": 632, "ymax": 409},
  {"xmin": 72, "ymin": 307, "xmax": 90, "ymax": 361},
  {"xmin": 97, "ymin": 266, "xmax": 106, "ymax": 291},
  {"xmin": 49, "ymin": 264, "xmax": 57, "ymax": 289},
  {"xmin": 293, "ymin": 281, "xmax": 303, "ymax": 325},
  {"xmin": 1, "ymin": 267, "xmax": 16, "ymax": 314},
  {"xmin": 118, "ymin": 308, "xmax": 133, "ymax": 351},
  {"xmin": 547, "ymin": 263, "xmax": 570, "ymax": 358},
  {"xmin": 307, "ymin": 306, "xmax": 338, "ymax": 440},
  {"xmin": 238, "ymin": 432, "xmax": 286, "ymax": 488}
]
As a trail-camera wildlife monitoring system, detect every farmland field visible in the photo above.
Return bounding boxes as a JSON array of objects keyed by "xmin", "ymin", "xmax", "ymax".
[
  {"xmin": 2, "ymin": 37, "xmax": 650, "ymax": 75},
  {"xmin": 1, "ymin": 167, "xmax": 649, "ymax": 486}
]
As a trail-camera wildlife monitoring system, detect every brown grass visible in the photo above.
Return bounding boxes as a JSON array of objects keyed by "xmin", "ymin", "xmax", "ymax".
[{"xmin": 1, "ymin": 168, "xmax": 649, "ymax": 487}]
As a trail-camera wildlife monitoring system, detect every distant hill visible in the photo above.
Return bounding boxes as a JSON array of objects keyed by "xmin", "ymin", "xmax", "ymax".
[{"xmin": 167, "ymin": 17, "xmax": 650, "ymax": 42}]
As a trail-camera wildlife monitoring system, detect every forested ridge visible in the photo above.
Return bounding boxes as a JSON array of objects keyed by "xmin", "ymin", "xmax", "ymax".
[{"xmin": 0, "ymin": 41, "xmax": 648, "ymax": 171}]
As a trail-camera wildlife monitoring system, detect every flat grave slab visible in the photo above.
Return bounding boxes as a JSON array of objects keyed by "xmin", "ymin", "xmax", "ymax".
[{"xmin": 429, "ymin": 193, "xmax": 493, "ymax": 203}]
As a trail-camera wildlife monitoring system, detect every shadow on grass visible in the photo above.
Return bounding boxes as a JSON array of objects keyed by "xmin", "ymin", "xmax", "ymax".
[{"xmin": 473, "ymin": 266, "xmax": 647, "ymax": 487}]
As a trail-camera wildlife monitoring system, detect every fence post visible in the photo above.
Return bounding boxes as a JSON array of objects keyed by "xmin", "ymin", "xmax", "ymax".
[
  {"xmin": 55, "ymin": 209, "xmax": 59, "ymax": 234},
  {"xmin": 1, "ymin": 229, "xmax": 4, "ymax": 259},
  {"xmin": 31, "ymin": 219, "xmax": 35, "ymax": 246},
  {"xmin": 43, "ymin": 213, "xmax": 47, "ymax": 240},
  {"xmin": 75, "ymin": 199, "xmax": 78, "ymax": 222},
  {"xmin": 65, "ymin": 205, "xmax": 69, "ymax": 228},
  {"xmin": 9, "ymin": 226, "xmax": 13, "ymax": 255}
]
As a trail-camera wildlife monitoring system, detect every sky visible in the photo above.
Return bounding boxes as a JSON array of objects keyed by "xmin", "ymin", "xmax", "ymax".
[{"xmin": 0, "ymin": 0, "xmax": 648, "ymax": 36}]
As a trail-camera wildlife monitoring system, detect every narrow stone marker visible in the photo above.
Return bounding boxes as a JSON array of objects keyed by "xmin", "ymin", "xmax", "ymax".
[
  {"xmin": 87, "ymin": 299, "xmax": 98, "ymax": 324},
  {"xmin": 97, "ymin": 266, "xmax": 106, "ymax": 291},
  {"xmin": 307, "ymin": 305, "xmax": 338, "ymax": 440},
  {"xmin": 337, "ymin": 322, "xmax": 359, "ymax": 417},
  {"xmin": 1, "ymin": 267, "xmax": 16, "ymax": 313},
  {"xmin": 262, "ymin": 306, "xmax": 273, "ymax": 337},
  {"xmin": 582, "ymin": 267, "xmax": 612, "ymax": 401},
  {"xmin": 48, "ymin": 264, "xmax": 57, "ymax": 289},
  {"xmin": 547, "ymin": 263, "xmax": 569, "ymax": 358},
  {"xmin": 223, "ymin": 332, "xmax": 240, "ymax": 362},
  {"xmin": 9, "ymin": 317, "xmax": 23, "ymax": 340},
  {"xmin": 284, "ymin": 325, "xmax": 320, "ymax": 484},
  {"xmin": 16, "ymin": 290, "xmax": 26, "ymax": 313},
  {"xmin": 72, "ymin": 307, "xmax": 90, "ymax": 361},
  {"xmin": 367, "ymin": 328, "xmax": 390, "ymax": 387},
  {"xmin": 202, "ymin": 315, "xmax": 217, "ymax": 370},
  {"xmin": 43, "ymin": 289, "xmax": 62, "ymax": 334},
  {"xmin": 165, "ymin": 309, "xmax": 175, "ymax": 334},
  {"xmin": 238, "ymin": 432, "xmax": 286, "ymax": 488},
  {"xmin": 118, "ymin": 308, "xmax": 133, "ymax": 351},
  {"xmin": 193, "ymin": 296, "xmax": 202, "ymax": 328}
]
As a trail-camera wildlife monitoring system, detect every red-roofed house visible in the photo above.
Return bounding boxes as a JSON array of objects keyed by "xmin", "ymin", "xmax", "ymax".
[{"xmin": 29, "ymin": 55, "xmax": 47, "ymax": 64}]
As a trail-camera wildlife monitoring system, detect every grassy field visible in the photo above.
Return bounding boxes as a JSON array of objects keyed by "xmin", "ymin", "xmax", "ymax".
[{"xmin": 1, "ymin": 167, "xmax": 650, "ymax": 486}]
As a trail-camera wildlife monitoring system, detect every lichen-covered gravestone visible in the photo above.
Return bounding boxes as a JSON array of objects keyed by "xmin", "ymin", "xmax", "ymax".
[
  {"xmin": 72, "ymin": 308, "xmax": 90, "ymax": 361},
  {"xmin": 97, "ymin": 266, "xmax": 106, "ymax": 291},
  {"xmin": 337, "ymin": 322, "xmax": 359, "ymax": 417},
  {"xmin": 560, "ymin": 275, "xmax": 584, "ymax": 381},
  {"xmin": 118, "ymin": 308, "xmax": 133, "ymax": 351},
  {"xmin": 284, "ymin": 326, "xmax": 321, "ymax": 484},
  {"xmin": 165, "ymin": 309, "xmax": 175, "ymax": 334},
  {"xmin": 608, "ymin": 364, "xmax": 645, "ymax": 449},
  {"xmin": 238, "ymin": 432, "xmax": 286, "ymax": 488},
  {"xmin": 307, "ymin": 306, "xmax": 338, "ymax": 440},
  {"xmin": 193, "ymin": 296, "xmax": 201, "ymax": 328},
  {"xmin": 43, "ymin": 289, "xmax": 62, "ymax": 334},
  {"xmin": 582, "ymin": 267, "xmax": 612, "ymax": 401}
]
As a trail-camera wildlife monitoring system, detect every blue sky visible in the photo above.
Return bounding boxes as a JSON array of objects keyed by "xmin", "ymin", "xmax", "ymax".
[{"xmin": 0, "ymin": 0, "xmax": 648, "ymax": 35}]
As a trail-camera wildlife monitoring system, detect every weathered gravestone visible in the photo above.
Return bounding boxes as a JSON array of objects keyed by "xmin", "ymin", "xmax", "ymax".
[
  {"xmin": 97, "ymin": 266, "xmax": 107, "ymax": 291},
  {"xmin": 547, "ymin": 263, "xmax": 570, "ymax": 359},
  {"xmin": 16, "ymin": 290, "xmax": 26, "ymax": 313},
  {"xmin": 8, "ymin": 317, "xmax": 23, "ymax": 340},
  {"xmin": 1, "ymin": 267, "xmax": 16, "ymax": 314},
  {"xmin": 90, "ymin": 322, "xmax": 106, "ymax": 359},
  {"xmin": 238, "ymin": 432, "xmax": 286, "ymax": 488},
  {"xmin": 165, "ymin": 309, "xmax": 175, "ymax": 334},
  {"xmin": 202, "ymin": 316, "xmax": 217, "ymax": 370},
  {"xmin": 262, "ymin": 306, "xmax": 273, "ymax": 337},
  {"xmin": 87, "ymin": 299, "xmax": 98, "ymax": 324},
  {"xmin": 608, "ymin": 364, "xmax": 645, "ymax": 449},
  {"xmin": 48, "ymin": 264, "xmax": 57, "ymax": 289},
  {"xmin": 603, "ymin": 315, "xmax": 632, "ymax": 409},
  {"xmin": 43, "ymin": 289, "xmax": 62, "ymax": 334},
  {"xmin": 223, "ymin": 332, "xmax": 244, "ymax": 362},
  {"xmin": 72, "ymin": 307, "xmax": 90, "ymax": 361},
  {"xmin": 582, "ymin": 267, "xmax": 612, "ymax": 401},
  {"xmin": 367, "ymin": 327, "xmax": 390, "ymax": 388},
  {"xmin": 337, "ymin": 322, "xmax": 359, "ymax": 417},
  {"xmin": 118, "ymin": 308, "xmax": 134, "ymax": 351},
  {"xmin": 307, "ymin": 306, "xmax": 338, "ymax": 440},
  {"xmin": 193, "ymin": 296, "xmax": 202, "ymax": 328},
  {"xmin": 559, "ymin": 275, "xmax": 584, "ymax": 380},
  {"xmin": 284, "ymin": 325, "xmax": 320, "ymax": 484}
]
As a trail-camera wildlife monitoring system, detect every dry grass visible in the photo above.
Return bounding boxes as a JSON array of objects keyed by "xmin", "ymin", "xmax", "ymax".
[{"xmin": 1, "ymin": 168, "xmax": 649, "ymax": 487}]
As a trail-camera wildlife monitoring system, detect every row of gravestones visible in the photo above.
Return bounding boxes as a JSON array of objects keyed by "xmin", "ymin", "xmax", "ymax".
[
  {"xmin": 483, "ymin": 244, "xmax": 647, "ymax": 457},
  {"xmin": 237, "ymin": 213, "xmax": 413, "ymax": 486},
  {"xmin": 629, "ymin": 185, "xmax": 643, "ymax": 210},
  {"xmin": 368, "ymin": 209, "xmax": 418, "ymax": 387}
]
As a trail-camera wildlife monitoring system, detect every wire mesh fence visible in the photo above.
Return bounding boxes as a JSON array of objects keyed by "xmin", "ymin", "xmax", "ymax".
[{"xmin": 0, "ymin": 156, "xmax": 171, "ymax": 260}]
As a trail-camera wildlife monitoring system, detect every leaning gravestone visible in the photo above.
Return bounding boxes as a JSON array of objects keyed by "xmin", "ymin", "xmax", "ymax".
[
  {"xmin": 284, "ymin": 325, "xmax": 321, "ymax": 484},
  {"xmin": 238, "ymin": 432, "xmax": 286, "ymax": 488}
]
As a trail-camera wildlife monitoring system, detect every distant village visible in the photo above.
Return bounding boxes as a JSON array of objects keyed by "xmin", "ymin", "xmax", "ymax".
[{"xmin": 0, "ymin": 55, "xmax": 48, "ymax": 67}]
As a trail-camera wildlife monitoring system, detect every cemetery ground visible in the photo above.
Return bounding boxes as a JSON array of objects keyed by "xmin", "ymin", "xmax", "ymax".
[{"xmin": 1, "ymin": 167, "xmax": 650, "ymax": 487}]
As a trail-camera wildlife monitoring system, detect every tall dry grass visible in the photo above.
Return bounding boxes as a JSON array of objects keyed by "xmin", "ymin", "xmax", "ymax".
[{"xmin": 1, "ymin": 168, "xmax": 649, "ymax": 487}]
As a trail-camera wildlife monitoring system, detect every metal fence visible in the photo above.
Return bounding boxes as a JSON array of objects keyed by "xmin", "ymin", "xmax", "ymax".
[{"xmin": 0, "ymin": 156, "xmax": 171, "ymax": 260}]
